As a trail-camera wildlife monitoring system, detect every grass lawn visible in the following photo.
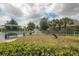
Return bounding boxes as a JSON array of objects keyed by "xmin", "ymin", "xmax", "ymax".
[
  {"xmin": 17, "ymin": 34, "xmax": 79, "ymax": 47},
  {"xmin": 0, "ymin": 34, "xmax": 79, "ymax": 56}
]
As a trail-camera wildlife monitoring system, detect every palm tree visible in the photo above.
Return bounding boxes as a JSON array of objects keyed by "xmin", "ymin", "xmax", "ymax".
[
  {"xmin": 54, "ymin": 19, "xmax": 63, "ymax": 31},
  {"xmin": 48, "ymin": 19, "xmax": 63, "ymax": 31},
  {"xmin": 52, "ymin": 19, "xmax": 57, "ymax": 29},
  {"xmin": 61, "ymin": 17, "xmax": 74, "ymax": 30},
  {"xmin": 48, "ymin": 19, "xmax": 57, "ymax": 31}
]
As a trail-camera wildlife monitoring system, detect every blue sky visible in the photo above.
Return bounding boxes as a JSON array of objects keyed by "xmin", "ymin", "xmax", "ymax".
[{"xmin": 0, "ymin": 3, "xmax": 79, "ymax": 26}]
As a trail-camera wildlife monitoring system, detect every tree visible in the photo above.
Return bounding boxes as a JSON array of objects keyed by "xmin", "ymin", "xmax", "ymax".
[
  {"xmin": 5, "ymin": 18, "xmax": 19, "ymax": 31},
  {"xmin": 52, "ymin": 19, "xmax": 57, "ymax": 29},
  {"xmin": 48, "ymin": 19, "xmax": 63, "ymax": 31},
  {"xmin": 61, "ymin": 17, "xmax": 74, "ymax": 30},
  {"xmin": 36, "ymin": 25, "xmax": 39, "ymax": 29},
  {"xmin": 48, "ymin": 19, "xmax": 57, "ymax": 31},
  {"xmin": 40, "ymin": 17, "xmax": 48, "ymax": 30},
  {"xmin": 55, "ymin": 19, "xmax": 63, "ymax": 31},
  {"xmin": 27, "ymin": 22, "xmax": 35, "ymax": 31}
]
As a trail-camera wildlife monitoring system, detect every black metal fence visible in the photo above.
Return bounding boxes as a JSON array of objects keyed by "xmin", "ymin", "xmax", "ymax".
[
  {"xmin": 1, "ymin": 30, "xmax": 79, "ymax": 40},
  {"xmin": 41, "ymin": 30, "xmax": 79, "ymax": 36}
]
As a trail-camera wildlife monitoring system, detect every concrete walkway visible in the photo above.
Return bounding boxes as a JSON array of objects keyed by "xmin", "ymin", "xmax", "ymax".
[
  {"xmin": 0, "ymin": 38, "xmax": 17, "ymax": 43},
  {"xmin": 0, "ymin": 33, "xmax": 26, "ymax": 43},
  {"xmin": 4, "ymin": 38, "xmax": 17, "ymax": 43},
  {"xmin": 0, "ymin": 33, "xmax": 17, "ymax": 43}
]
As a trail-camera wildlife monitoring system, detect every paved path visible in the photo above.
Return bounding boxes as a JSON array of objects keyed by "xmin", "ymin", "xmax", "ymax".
[
  {"xmin": 0, "ymin": 38, "xmax": 17, "ymax": 43},
  {"xmin": 0, "ymin": 33, "xmax": 21, "ymax": 43},
  {"xmin": 0, "ymin": 33, "xmax": 5, "ymax": 41}
]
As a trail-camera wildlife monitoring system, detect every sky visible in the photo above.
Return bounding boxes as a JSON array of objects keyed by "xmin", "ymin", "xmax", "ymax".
[{"xmin": 0, "ymin": 3, "xmax": 79, "ymax": 26}]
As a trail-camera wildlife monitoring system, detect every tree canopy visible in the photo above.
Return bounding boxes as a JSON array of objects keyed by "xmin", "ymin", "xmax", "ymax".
[
  {"xmin": 27, "ymin": 22, "xmax": 35, "ymax": 31},
  {"xmin": 40, "ymin": 17, "xmax": 49, "ymax": 30},
  {"xmin": 5, "ymin": 18, "xmax": 19, "ymax": 31}
]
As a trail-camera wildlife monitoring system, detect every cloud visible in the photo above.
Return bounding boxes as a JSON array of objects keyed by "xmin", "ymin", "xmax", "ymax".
[
  {"xmin": 54, "ymin": 3, "xmax": 79, "ymax": 19},
  {"xmin": 0, "ymin": 3, "xmax": 23, "ymax": 17},
  {"xmin": 0, "ymin": 3, "xmax": 79, "ymax": 26},
  {"xmin": 19, "ymin": 3, "xmax": 59, "ymax": 25},
  {"xmin": 62, "ymin": 3, "xmax": 79, "ymax": 16},
  {"xmin": 0, "ymin": 16, "xmax": 11, "ymax": 25}
]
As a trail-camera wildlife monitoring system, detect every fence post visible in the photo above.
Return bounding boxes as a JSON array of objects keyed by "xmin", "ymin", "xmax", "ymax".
[{"xmin": 74, "ymin": 31, "xmax": 75, "ymax": 36}]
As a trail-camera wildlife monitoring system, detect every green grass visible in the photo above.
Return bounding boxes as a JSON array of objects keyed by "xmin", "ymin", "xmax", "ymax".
[{"xmin": 0, "ymin": 34, "xmax": 79, "ymax": 56}]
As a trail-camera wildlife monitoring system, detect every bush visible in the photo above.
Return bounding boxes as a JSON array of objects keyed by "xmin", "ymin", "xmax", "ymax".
[{"xmin": 0, "ymin": 41, "xmax": 79, "ymax": 56}]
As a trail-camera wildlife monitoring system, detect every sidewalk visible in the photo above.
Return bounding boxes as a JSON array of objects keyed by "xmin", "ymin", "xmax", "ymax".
[{"xmin": 0, "ymin": 38, "xmax": 17, "ymax": 43}]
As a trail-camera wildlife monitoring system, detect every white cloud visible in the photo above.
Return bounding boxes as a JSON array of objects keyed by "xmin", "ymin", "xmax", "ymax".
[
  {"xmin": 0, "ymin": 3, "xmax": 79, "ymax": 26},
  {"xmin": 0, "ymin": 16, "xmax": 11, "ymax": 25},
  {"xmin": 54, "ymin": 3, "xmax": 79, "ymax": 20}
]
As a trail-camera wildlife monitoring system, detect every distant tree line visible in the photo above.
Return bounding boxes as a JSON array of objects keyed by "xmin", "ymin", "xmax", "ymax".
[
  {"xmin": 3, "ymin": 17, "xmax": 79, "ymax": 33},
  {"xmin": 39, "ymin": 17, "xmax": 75, "ymax": 32},
  {"xmin": 47, "ymin": 17, "xmax": 74, "ymax": 32}
]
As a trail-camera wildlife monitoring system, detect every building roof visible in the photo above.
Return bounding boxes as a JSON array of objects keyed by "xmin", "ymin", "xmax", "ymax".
[{"xmin": 0, "ymin": 24, "xmax": 20, "ymax": 29}]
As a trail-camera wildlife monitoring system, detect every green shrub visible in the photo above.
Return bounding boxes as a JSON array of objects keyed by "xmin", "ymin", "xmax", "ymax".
[{"xmin": 0, "ymin": 41, "xmax": 79, "ymax": 56}]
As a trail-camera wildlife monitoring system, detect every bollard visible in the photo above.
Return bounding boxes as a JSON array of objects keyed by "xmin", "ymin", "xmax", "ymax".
[
  {"xmin": 5, "ymin": 34, "xmax": 8, "ymax": 39},
  {"xmin": 23, "ymin": 32, "xmax": 25, "ymax": 36}
]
